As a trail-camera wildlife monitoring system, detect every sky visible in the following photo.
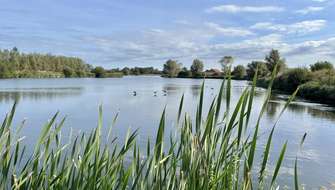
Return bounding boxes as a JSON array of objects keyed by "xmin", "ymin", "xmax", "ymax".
[{"xmin": 0, "ymin": 0, "xmax": 335, "ymax": 69}]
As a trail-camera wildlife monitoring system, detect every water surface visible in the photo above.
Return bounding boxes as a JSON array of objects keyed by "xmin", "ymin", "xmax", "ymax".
[{"xmin": 0, "ymin": 76, "xmax": 334, "ymax": 189}]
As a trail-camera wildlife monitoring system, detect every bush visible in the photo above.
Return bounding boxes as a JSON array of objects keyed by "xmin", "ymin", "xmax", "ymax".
[
  {"xmin": 103, "ymin": 72, "xmax": 123, "ymax": 78},
  {"xmin": 310, "ymin": 69, "xmax": 335, "ymax": 86},
  {"xmin": 310, "ymin": 61, "xmax": 333, "ymax": 72},
  {"xmin": 178, "ymin": 68, "xmax": 192, "ymax": 78},
  {"xmin": 92, "ymin": 66, "xmax": 106, "ymax": 78},
  {"xmin": 273, "ymin": 68, "xmax": 312, "ymax": 92},
  {"xmin": 63, "ymin": 67, "xmax": 74, "ymax": 77},
  {"xmin": 299, "ymin": 82, "xmax": 335, "ymax": 104}
]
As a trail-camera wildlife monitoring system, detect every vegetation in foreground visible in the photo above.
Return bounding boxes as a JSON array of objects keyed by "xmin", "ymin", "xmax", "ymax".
[{"xmin": 0, "ymin": 66, "xmax": 303, "ymax": 189}]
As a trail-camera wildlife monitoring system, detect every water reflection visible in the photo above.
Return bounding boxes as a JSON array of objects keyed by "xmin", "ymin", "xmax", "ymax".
[
  {"xmin": 0, "ymin": 77, "xmax": 334, "ymax": 189},
  {"xmin": 0, "ymin": 87, "xmax": 83, "ymax": 103},
  {"xmin": 267, "ymin": 98, "xmax": 335, "ymax": 121},
  {"xmin": 266, "ymin": 101, "xmax": 280, "ymax": 119},
  {"xmin": 190, "ymin": 85, "xmax": 201, "ymax": 97}
]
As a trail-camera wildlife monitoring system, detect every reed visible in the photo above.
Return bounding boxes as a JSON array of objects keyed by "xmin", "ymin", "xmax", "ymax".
[{"xmin": 0, "ymin": 65, "xmax": 300, "ymax": 189}]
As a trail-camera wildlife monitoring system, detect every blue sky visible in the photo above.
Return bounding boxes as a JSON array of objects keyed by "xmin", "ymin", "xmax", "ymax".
[{"xmin": 0, "ymin": 0, "xmax": 335, "ymax": 69}]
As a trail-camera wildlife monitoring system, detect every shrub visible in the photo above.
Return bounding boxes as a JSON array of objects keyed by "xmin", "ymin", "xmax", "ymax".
[
  {"xmin": 299, "ymin": 81, "xmax": 335, "ymax": 104},
  {"xmin": 310, "ymin": 69, "xmax": 335, "ymax": 86},
  {"xmin": 310, "ymin": 61, "xmax": 334, "ymax": 72},
  {"xmin": 92, "ymin": 66, "xmax": 106, "ymax": 78},
  {"xmin": 178, "ymin": 67, "xmax": 192, "ymax": 78},
  {"xmin": 103, "ymin": 72, "xmax": 123, "ymax": 78},
  {"xmin": 274, "ymin": 68, "xmax": 312, "ymax": 92},
  {"xmin": 63, "ymin": 67, "xmax": 74, "ymax": 77}
]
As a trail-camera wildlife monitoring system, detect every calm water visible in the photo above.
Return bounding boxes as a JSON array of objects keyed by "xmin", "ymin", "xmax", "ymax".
[{"xmin": 0, "ymin": 76, "xmax": 334, "ymax": 189}]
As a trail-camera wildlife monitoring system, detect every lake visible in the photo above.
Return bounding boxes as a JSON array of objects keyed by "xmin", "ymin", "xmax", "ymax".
[{"xmin": 0, "ymin": 76, "xmax": 334, "ymax": 189}]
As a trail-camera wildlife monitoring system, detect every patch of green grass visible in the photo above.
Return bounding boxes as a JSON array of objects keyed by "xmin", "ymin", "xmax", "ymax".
[{"xmin": 0, "ymin": 64, "xmax": 301, "ymax": 189}]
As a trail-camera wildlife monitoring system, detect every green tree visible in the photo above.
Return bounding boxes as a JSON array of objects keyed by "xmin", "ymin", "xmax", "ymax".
[
  {"xmin": 163, "ymin": 59, "xmax": 181, "ymax": 77},
  {"xmin": 232, "ymin": 65, "xmax": 246, "ymax": 79},
  {"xmin": 63, "ymin": 67, "xmax": 74, "ymax": 77},
  {"xmin": 246, "ymin": 61, "xmax": 269, "ymax": 79},
  {"xmin": 219, "ymin": 56, "xmax": 234, "ymax": 76},
  {"xmin": 274, "ymin": 68, "xmax": 312, "ymax": 92},
  {"xmin": 190, "ymin": 59, "xmax": 204, "ymax": 77},
  {"xmin": 265, "ymin": 49, "xmax": 286, "ymax": 74},
  {"xmin": 92, "ymin": 66, "xmax": 106, "ymax": 78},
  {"xmin": 310, "ymin": 61, "xmax": 334, "ymax": 72},
  {"xmin": 178, "ymin": 67, "xmax": 192, "ymax": 78},
  {"xmin": 0, "ymin": 64, "xmax": 13, "ymax": 78},
  {"xmin": 121, "ymin": 67, "xmax": 130, "ymax": 75},
  {"xmin": 0, "ymin": 47, "xmax": 93, "ymax": 78}
]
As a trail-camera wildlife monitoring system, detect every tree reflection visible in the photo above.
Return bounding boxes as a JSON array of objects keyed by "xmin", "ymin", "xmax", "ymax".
[{"xmin": 0, "ymin": 87, "xmax": 83, "ymax": 103}]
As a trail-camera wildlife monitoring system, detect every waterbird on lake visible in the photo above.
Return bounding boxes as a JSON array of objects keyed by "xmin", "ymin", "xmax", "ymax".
[{"xmin": 133, "ymin": 91, "xmax": 137, "ymax": 96}]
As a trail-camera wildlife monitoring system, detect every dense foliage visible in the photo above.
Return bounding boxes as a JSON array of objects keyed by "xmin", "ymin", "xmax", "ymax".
[
  {"xmin": 114, "ymin": 67, "xmax": 162, "ymax": 75},
  {"xmin": 273, "ymin": 68, "xmax": 312, "ymax": 92},
  {"xmin": 163, "ymin": 59, "xmax": 182, "ymax": 77},
  {"xmin": 0, "ymin": 48, "xmax": 164, "ymax": 79},
  {"xmin": 0, "ymin": 47, "xmax": 93, "ymax": 78},
  {"xmin": 310, "ymin": 61, "xmax": 333, "ymax": 72},
  {"xmin": 258, "ymin": 61, "xmax": 335, "ymax": 105}
]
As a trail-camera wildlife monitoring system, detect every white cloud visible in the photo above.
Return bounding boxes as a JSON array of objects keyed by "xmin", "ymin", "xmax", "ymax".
[
  {"xmin": 295, "ymin": 6, "xmax": 324, "ymax": 14},
  {"xmin": 85, "ymin": 26, "xmax": 335, "ymax": 68},
  {"xmin": 205, "ymin": 22, "xmax": 254, "ymax": 37},
  {"xmin": 81, "ymin": 19, "xmax": 335, "ymax": 68},
  {"xmin": 251, "ymin": 20, "xmax": 326, "ymax": 35},
  {"xmin": 206, "ymin": 4, "xmax": 285, "ymax": 13}
]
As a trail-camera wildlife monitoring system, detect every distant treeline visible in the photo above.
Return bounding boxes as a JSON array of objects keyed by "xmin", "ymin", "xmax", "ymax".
[
  {"xmin": 0, "ymin": 47, "xmax": 161, "ymax": 79},
  {"xmin": 112, "ymin": 67, "xmax": 162, "ymax": 75},
  {"xmin": 161, "ymin": 49, "xmax": 335, "ymax": 105},
  {"xmin": 0, "ymin": 47, "xmax": 93, "ymax": 78},
  {"xmin": 0, "ymin": 48, "xmax": 93, "ymax": 78}
]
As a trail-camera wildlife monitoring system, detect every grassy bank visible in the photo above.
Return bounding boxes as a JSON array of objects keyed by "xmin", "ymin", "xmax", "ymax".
[{"xmin": 0, "ymin": 66, "xmax": 303, "ymax": 189}]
